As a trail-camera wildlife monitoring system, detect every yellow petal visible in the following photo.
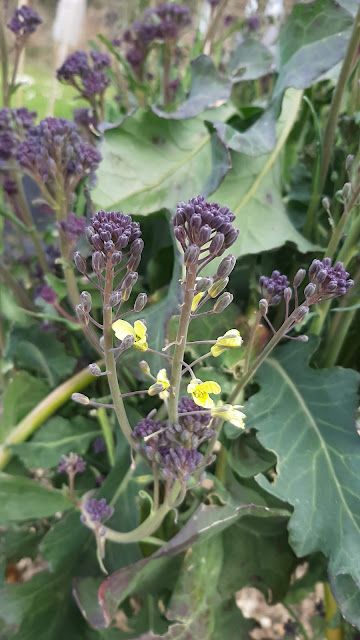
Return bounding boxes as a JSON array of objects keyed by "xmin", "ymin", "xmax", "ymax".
[
  {"xmin": 157, "ymin": 369, "xmax": 170, "ymax": 388},
  {"xmin": 200, "ymin": 381, "xmax": 221, "ymax": 395},
  {"xmin": 210, "ymin": 344, "xmax": 226, "ymax": 357},
  {"xmin": 134, "ymin": 337, "xmax": 148, "ymax": 352},
  {"xmin": 187, "ymin": 379, "xmax": 202, "ymax": 394},
  {"xmin": 134, "ymin": 320, "xmax": 147, "ymax": 339},
  {"xmin": 112, "ymin": 319, "xmax": 135, "ymax": 340},
  {"xmin": 191, "ymin": 292, "xmax": 205, "ymax": 312}
]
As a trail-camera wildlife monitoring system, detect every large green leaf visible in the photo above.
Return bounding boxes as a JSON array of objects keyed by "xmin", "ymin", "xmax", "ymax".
[
  {"xmin": 230, "ymin": 38, "xmax": 274, "ymax": 81},
  {"xmin": 274, "ymin": 0, "xmax": 354, "ymax": 98},
  {"xmin": 220, "ymin": 514, "xmax": 296, "ymax": 603},
  {"xmin": 210, "ymin": 111, "xmax": 276, "ymax": 158},
  {"xmin": 238, "ymin": 337, "xmax": 360, "ymax": 626},
  {"xmin": 9, "ymin": 416, "xmax": 100, "ymax": 469},
  {"xmin": 92, "ymin": 110, "xmax": 231, "ymax": 214},
  {"xmin": 152, "ymin": 55, "xmax": 232, "ymax": 120},
  {"xmin": 0, "ymin": 474, "xmax": 71, "ymax": 523},
  {"xmin": 0, "ymin": 569, "xmax": 87, "ymax": 640},
  {"xmin": 210, "ymin": 89, "xmax": 317, "ymax": 258},
  {"xmin": 7, "ymin": 328, "xmax": 76, "ymax": 386},
  {"xmin": 0, "ymin": 373, "xmax": 49, "ymax": 442}
]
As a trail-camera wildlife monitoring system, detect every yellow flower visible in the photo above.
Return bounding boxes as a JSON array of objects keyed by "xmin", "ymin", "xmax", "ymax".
[
  {"xmin": 187, "ymin": 378, "xmax": 221, "ymax": 408},
  {"xmin": 148, "ymin": 369, "xmax": 170, "ymax": 399},
  {"xmin": 211, "ymin": 404, "xmax": 245, "ymax": 429},
  {"xmin": 191, "ymin": 292, "xmax": 205, "ymax": 312},
  {"xmin": 112, "ymin": 319, "xmax": 148, "ymax": 351},
  {"xmin": 210, "ymin": 329, "xmax": 243, "ymax": 357}
]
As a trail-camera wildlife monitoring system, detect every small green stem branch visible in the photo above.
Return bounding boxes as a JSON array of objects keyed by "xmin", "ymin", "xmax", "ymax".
[
  {"xmin": 103, "ymin": 262, "xmax": 134, "ymax": 447},
  {"xmin": 325, "ymin": 186, "xmax": 360, "ymax": 261},
  {"xmin": 82, "ymin": 481, "xmax": 181, "ymax": 544},
  {"xmin": 0, "ymin": 361, "xmax": 103, "ymax": 469},
  {"xmin": 168, "ymin": 264, "xmax": 197, "ymax": 425},
  {"xmin": 283, "ymin": 603, "xmax": 311, "ymax": 640},
  {"xmin": 229, "ymin": 313, "xmax": 297, "ymax": 403},
  {"xmin": 320, "ymin": 5, "xmax": 360, "ymax": 191},
  {"xmin": 96, "ymin": 407, "xmax": 115, "ymax": 467}
]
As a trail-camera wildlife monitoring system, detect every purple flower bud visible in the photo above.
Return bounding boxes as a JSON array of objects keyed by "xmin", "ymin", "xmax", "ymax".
[
  {"xmin": 115, "ymin": 334, "xmax": 135, "ymax": 354},
  {"xmin": 134, "ymin": 293, "xmax": 147, "ymax": 312},
  {"xmin": 131, "ymin": 238, "xmax": 144, "ymax": 256},
  {"xmin": 111, "ymin": 251, "xmax": 123, "ymax": 266},
  {"xmin": 80, "ymin": 291, "xmax": 92, "ymax": 313},
  {"xmin": 72, "ymin": 393, "xmax": 90, "ymax": 405},
  {"xmin": 309, "ymin": 260, "xmax": 321, "ymax": 278},
  {"xmin": 184, "ymin": 244, "xmax": 200, "ymax": 266},
  {"xmin": 89, "ymin": 363, "xmax": 102, "ymax": 377},
  {"xmin": 198, "ymin": 225, "xmax": 212, "ymax": 245},
  {"xmin": 224, "ymin": 228, "xmax": 239, "ymax": 248},
  {"xmin": 293, "ymin": 269, "xmax": 306, "ymax": 288},
  {"xmin": 7, "ymin": 5, "xmax": 42, "ymax": 36},
  {"xmin": 213, "ymin": 292, "xmax": 233, "ymax": 313},
  {"xmin": 209, "ymin": 233, "xmax": 225, "ymax": 256},
  {"xmin": 92, "ymin": 251, "xmax": 105, "ymax": 273},
  {"xmin": 296, "ymin": 305, "xmax": 309, "ymax": 322},
  {"xmin": 76, "ymin": 305, "xmax": 89, "ymax": 326},
  {"xmin": 316, "ymin": 269, "xmax": 327, "ymax": 284},
  {"xmin": 195, "ymin": 276, "xmax": 213, "ymax": 292},
  {"xmin": 284, "ymin": 287, "xmax": 292, "ymax": 303},
  {"xmin": 84, "ymin": 498, "xmax": 114, "ymax": 523},
  {"xmin": 216, "ymin": 255, "xmax": 236, "ymax": 279},
  {"xmin": 109, "ymin": 291, "xmax": 123, "ymax": 307},
  {"xmin": 304, "ymin": 283, "xmax": 316, "ymax": 299},
  {"xmin": 57, "ymin": 452, "xmax": 86, "ymax": 475},
  {"xmin": 259, "ymin": 298, "xmax": 268, "ymax": 315}
]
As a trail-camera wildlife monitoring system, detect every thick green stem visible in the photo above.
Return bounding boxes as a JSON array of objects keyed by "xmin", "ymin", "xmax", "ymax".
[
  {"xmin": 96, "ymin": 407, "xmax": 115, "ymax": 467},
  {"xmin": 12, "ymin": 170, "xmax": 50, "ymax": 275},
  {"xmin": 0, "ymin": 261, "xmax": 35, "ymax": 310},
  {"xmin": 163, "ymin": 42, "xmax": 172, "ymax": 108},
  {"xmin": 336, "ymin": 210, "xmax": 360, "ymax": 266},
  {"xmin": 103, "ymin": 262, "xmax": 134, "ymax": 447},
  {"xmin": 215, "ymin": 445, "xmax": 227, "ymax": 483},
  {"xmin": 244, "ymin": 311, "xmax": 261, "ymax": 375},
  {"xmin": 168, "ymin": 264, "xmax": 197, "ymax": 425},
  {"xmin": 0, "ymin": 0, "xmax": 9, "ymax": 106},
  {"xmin": 82, "ymin": 481, "xmax": 181, "ymax": 544},
  {"xmin": 0, "ymin": 361, "xmax": 103, "ymax": 469},
  {"xmin": 323, "ymin": 307, "xmax": 356, "ymax": 367},
  {"xmin": 324, "ymin": 583, "xmax": 343, "ymax": 640},
  {"xmin": 320, "ymin": 6, "xmax": 360, "ymax": 191}
]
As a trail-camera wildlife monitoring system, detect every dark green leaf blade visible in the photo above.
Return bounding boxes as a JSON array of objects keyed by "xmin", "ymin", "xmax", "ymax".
[
  {"xmin": 240, "ymin": 337, "xmax": 360, "ymax": 625},
  {"xmin": 0, "ymin": 474, "xmax": 71, "ymax": 523}
]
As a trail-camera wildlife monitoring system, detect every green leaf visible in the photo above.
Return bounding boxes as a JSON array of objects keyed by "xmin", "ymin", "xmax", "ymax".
[
  {"xmin": 0, "ymin": 569, "xmax": 87, "ymax": 640},
  {"xmin": 228, "ymin": 429, "xmax": 277, "ymax": 476},
  {"xmin": 9, "ymin": 416, "xmax": 100, "ymax": 469},
  {"xmin": 241, "ymin": 337, "xmax": 360, "ymax": 626},
  {"xmin": 210, "ymin": 111, "xmax": 276, "ymax": 157},
  {"xmin": 87, "ymin": 496, "xmax": 289, "ymax": 628},
  {"xmin": 7, "ymin": 328, "xmax": 76, "ymax": 386},
  {"xmin": 92, "ymin": 110, "xmax": 231, "ymax": 214},
  {"xmin": 0, "ymin": 373, "xmax": 49, "ymax": 442},
  {"xmin": 152, "ymin": 55, "xmax": 232, "ymax": 120},
  {"xmin": 0, "ymin": 474, "xmax": 71, "ymax": 523},
  {"xmin": 165, "ymin": 536, "xmax": 223, "ymax": 638},
  {"xmin": 220, "ymin": 514, "xmax": 296, "ymax": 603},
  {"xmin": 274, "ymin": 0, "xmax": 354, "ymax": 98},
  {"xmin": 210, "ymin": 89, "xmax": 318, "ymax": 258},
  {"xmin": 230, "ymin": 38, "xmax": 274, "ymax": 81}
]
